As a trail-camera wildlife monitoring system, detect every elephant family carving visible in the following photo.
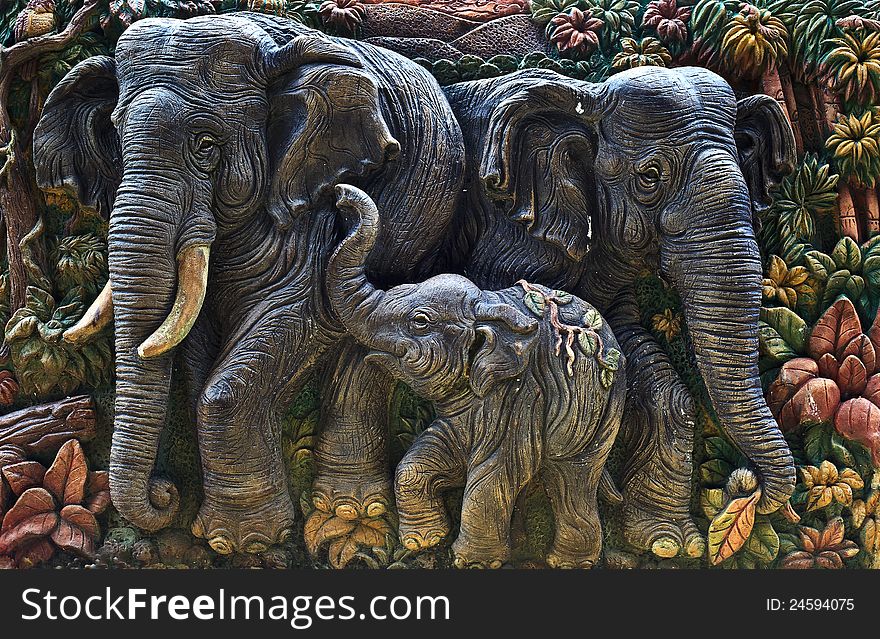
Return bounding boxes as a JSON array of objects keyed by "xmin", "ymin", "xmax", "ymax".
[
  {"xmin": 32, "ymin": 11, "xmax": 799, "ymax": 562},
  {"xmin": 326, "ymin": 185, "xmax": 625, "ymax": 568}
]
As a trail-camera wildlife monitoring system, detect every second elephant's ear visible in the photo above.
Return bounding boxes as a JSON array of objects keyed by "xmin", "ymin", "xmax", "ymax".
[
  {"xmin": 468, "ymin": 297, "xmax": 539, "ymax": 398},
  {"xmin": 479, "ymin": 73, "xmax": 607, "ymax": 261},
  {"xmin": 735, "ymin": 95, "xmax": 796, "ymax": 214},
  {"xmin": 34, "ymin": 56, "xmax": 120, "ymax": 219},
  {"xmin": 265, "ymin": 41, "xmax": 399, "ymax": 229}
]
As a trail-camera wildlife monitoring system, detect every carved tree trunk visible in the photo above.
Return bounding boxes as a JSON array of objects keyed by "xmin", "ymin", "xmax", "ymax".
[{"xmin": 0, "ymin": 394, "xmax": 96, "ymax": 464}]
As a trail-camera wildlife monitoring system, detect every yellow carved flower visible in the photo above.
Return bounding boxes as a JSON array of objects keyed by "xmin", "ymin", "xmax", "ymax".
[
  {"xmin": 801, "ymin": 460, "xmax": 864, "ymax": 511},
  {"xmin": 761, "ymin": 255, "xmax": 811, "ymax": 309},
  {"xmin": 651, "ymin": 308, "xmax": 681, "ymax": 341},
  {"xmin": 825, "ymin": 109, "xmax": 880, "ymax": 187}
]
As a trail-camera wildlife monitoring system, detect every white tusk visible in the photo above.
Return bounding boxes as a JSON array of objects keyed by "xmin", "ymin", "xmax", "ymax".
[
  {"xmin": 63, "ymin": 280, "xmax": 113, "ymax": 345},
  {"xmin": 137, "ymin": 244, "xmax": 210, "ymax": 359}
]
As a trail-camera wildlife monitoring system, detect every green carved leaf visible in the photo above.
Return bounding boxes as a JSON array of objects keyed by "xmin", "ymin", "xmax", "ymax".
[
  {"xmin": 523, "ymin": 291, "xmax": 546, "ymax": 317},
  {"xmin": 553, "ymin": 290, "xmax": 573, "ymax": 304},
  {"xmin": 804, "ymin": 422, "xmax": 832, "ymax": 466},
  {"xmin": 700, "ymin": 459, "xmax": 734, "ymax": 487},
  {"xmin": 757, "ymin": 322, "xmax": 796, "ymax": 363},
  {"xmin": 744, "ymin": 519, "xmax": 780, "ymax": 563},
  {"xmin": 578, "ymin": 331, "xmax": 598, "ymax": 357},
  {"xmin": 759, "ymin": 306, "xmax": 808, "ymax": 354},
  {"xmin": 583, "ymin": 308, "xmax": 603, "ymax": 330},
  {"xmin": 823, "ymin": 270, "xmax": 852, "ymax": 306},
  {"xmin": 831, "ymin": 237, "xmax": 862, "ymax": 272},
  {"xmin": 705, "ymin": 436, "xmax": 746, "ymax": 467}
]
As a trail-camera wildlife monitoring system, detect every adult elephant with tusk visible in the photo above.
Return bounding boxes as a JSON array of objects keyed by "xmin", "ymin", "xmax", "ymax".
[{"xmin": 33, "ymin": 12, "xmax": 464, "ymax": 554}]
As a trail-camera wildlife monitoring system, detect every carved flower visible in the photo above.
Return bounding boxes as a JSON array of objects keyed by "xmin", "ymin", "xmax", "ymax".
[
  {"xmin": 642, "ymin": 0, "xmax": 691, "ymax": 44},
  {"xmin": 800, "ymin": 460, "xmax": 864, "ymax": 510},
  {"xmin": 318, "ymin": 0, "xmax": 367, "ymax": 35},
  {"xmin": 0, "ymin": 440, "xmax": 109, "ymax": 568},
  {"xmin": 720, "ymin": 4, "xmax": 788, "ymax": 78},
  {"xmin": 826, "ymin": 109, "xmax": 880, "ymax": 187},
  {"xmin": 549, "ymin": 8, "xmax": 604, "ymax": 55},
  {"xmin": 611, "ymin": 37, "xmax": 672, "ymax": 71},
  {"xmin": 825, "ymin": 31, "xmax": 880, "ymax": 106},
  {"xmin": 767, "ymin": 298, "xmax": 880, "ymax": 466},
  {"xmin": 0, "ymin": 372, "xmax": 19, "ymax": 407},
  {"xmin": 780, "ymin": 517, "xmax": 859, "ymax": 568},
  {"xmin": 762, "ymin": 255, "xmax": 813, "ymax": 309},
  {"xmin": 651, "ymin": 308, "xmax": 681, "ymax": 341}
]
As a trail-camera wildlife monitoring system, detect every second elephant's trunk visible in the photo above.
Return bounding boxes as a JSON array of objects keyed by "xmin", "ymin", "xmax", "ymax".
[
  {"xmin": 326, "ymin": 185, "xmax": 387, "ymax": 344},
  {"xmin": 664, "ymin": 158, "xmax": 795, "ymax": 514}
]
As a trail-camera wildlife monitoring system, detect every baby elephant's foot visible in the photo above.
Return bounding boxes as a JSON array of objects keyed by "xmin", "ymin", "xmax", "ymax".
[
  {"xmin": 192, "ymin": 494, "xmax": 295, "ymax": 555},
  {"xmin": 451, "ymin": 535, "xmax": 509, "ymax": 569},
  {"xmin": 623, "ymin": 502, "xmax": 705, "ymax": 559},
  {"xmin": 545, "ymin": 550, "xmax": 597, "ymax": 569},
  {"xmin": 398, "ymin": 511, "xmax": 451, "ymax": 551}
]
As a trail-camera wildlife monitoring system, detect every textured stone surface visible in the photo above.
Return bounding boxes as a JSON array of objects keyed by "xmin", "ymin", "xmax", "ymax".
[
  {"xmin": 364, "ymin": 36, "xmax": 465, "ymax": 61},
  {"xmin": 451, "ymin": 14, "xmax": 550, "ymax": 58},
  {"xmin": 360, "ymin": 4, "xmax": 480, "ymax": 40},
  {"xmin": 362, "ymin": 0, "xmax": 528, "ymax": 22}
]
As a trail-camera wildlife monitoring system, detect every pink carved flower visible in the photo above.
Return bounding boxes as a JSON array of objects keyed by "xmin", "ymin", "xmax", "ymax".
[
  {"xmin": 642, "ymin": 0, "xmax": 691, "ymax": 44},
  {"xmin": 549, "ymin": 8, "xmax": 604, "ymax": 55},
  {"xmin": 319, "ymin": 0, "xmax": 367, "ymax": 34}
]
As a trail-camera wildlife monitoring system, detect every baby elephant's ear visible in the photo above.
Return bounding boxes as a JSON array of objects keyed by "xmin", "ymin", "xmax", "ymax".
[{"xmin": 469, "ymin": 300, "xmax": 538, "ymax": 398}]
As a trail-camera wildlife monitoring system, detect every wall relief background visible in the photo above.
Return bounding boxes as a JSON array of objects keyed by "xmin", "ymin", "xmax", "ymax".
[{"xmin": 0, "ymin": 0, "xmax": 876, "ymax": 571}]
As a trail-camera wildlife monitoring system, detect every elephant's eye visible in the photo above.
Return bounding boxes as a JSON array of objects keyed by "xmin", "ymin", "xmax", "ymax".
[
  {"xmin": 634, "ymin": 162, "xmax": 664, "ymax": 205},
  {"xmin": 191, "ymin": 132, "xmax": 221, "ymax": 172},
  {"xmin": 411, "ymin": 312, "xmax": 431, "ymax": 331}
]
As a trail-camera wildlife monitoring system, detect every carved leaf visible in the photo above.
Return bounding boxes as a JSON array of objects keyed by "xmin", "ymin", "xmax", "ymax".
[
  {"xmin": 523, "ymin": 291, "xmax": 546, "ymax": 317},
  {"xmin": 577, "ymin": 331, "xmax": 598, "ymax": 357},
  {"xmin": 838, "ymin": 354, "xmax": 868, "ymax": 396},
  {"xmin": 787, "ymin": 377, "xmax": 840, "ymax": 430},
  {"xmin": 0, "ymin": 512, "xmax": 58, "ymax": 553},
  {"xmin": 841, "ymin": 334, "xmax": 877, "ymax": 375},
  {"xmin": 817, "ymin": 352, "xmax": 840, "ymax": 380},
  {"xmin": 707, "ymin": 488, "xmax": 761, "ymax": 565},
  {"xmin": 84, "ymin": 471, "xmax": 110, "ymax": 514},
  {"xmin": 834, "ymin": 398, "xmax": 880, "ymax": 466},
  {"xmin": 744, "ymin": 519, "xmax": 780, "ymax": 563},
  {"xmin": 327, "ymin": 535, "xmax": 359, "ymax": 569},
  {"xmin": 552, "ymin": 290, "xmax": 573, "ymax": 304},
  {"xmin": 14, "ymin": 538, "xmax": 56, "ymax": 568},
  {"xmin": 51, "ymin": 505, "xmax": 98, "ymax": 558},
  {"xmin": 43, "ymin": 439, "xmax": 88, "ymax": 506},
  {"xmin": 768, "ymin": 358, "xmax": 817, "ymax": 417},
  {"xmin": 2, "ymin": 461, "xmax": 46, "ymax": 497},
  {"xmin": 831, "ymin": 237, "xmax": 862, "ymax": 272},
  {"xmin": 1, "ymin": 487, "xmax": 55, "ymax": 532},
  {"xmin": 809, "ymin": 298, "xmax": 862, "ymax": 360},
  {"xmin": 583, "ymin": 308, "xmax": 603, "ymax": 331},
  {"xmin": 350, "ymin": 519, "xmax": 391, "ymax": 549},
  {"xmin": 760, "ymin": 306, "xmax": 807, "ymax": 353},
  {"xmin": 303, "ymin": 510, "xmax": 333, "ymax": 557}
]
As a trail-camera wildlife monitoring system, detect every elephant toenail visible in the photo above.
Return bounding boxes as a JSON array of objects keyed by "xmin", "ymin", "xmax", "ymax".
[
  {"xmin": 488, "ymin": 559, "xmax": 502, "ymax": 569},
  {"xmin": 335, "ymin": 504, "xmax": 359, "ymax": 520},
  {"xmin": 453, "ymin": 556, "xmax": 466, "ymax": 569},
  {"xmin": 403, "ymin": 537, "xmax": 420, "ymax": 551},
  {"xmin": 209, "ymin": 536, "xmax": 234, "ymax": 555},
  {"xmin": 651, "ymin": 537, "xmax": 680, "ymax": 558},
  {"xmin": 312, "ymin": 495, "xmax": 330, "ymax": 512},
  {"xmin": 427, "ymin": 534, "xmax": 443, "ymax": 546},
  {"xmin": 366, "ymin": 502, "xmax": 386, "ymax": 518},
  {"xmin": 278, "ymin": 527, "xmax": 293, "ymax": 543},
  {"xmin": 685, "ymin": 537, "xmax": 706, "ymax": 558},
  {"xmin": 245, "ymin": 542, "xmax": 268, "ymax": 554}
]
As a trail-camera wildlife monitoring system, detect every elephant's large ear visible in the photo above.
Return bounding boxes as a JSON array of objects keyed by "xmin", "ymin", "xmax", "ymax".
[
  {"xmin": 34, "ymin": 56, "xmax": 120, "ymax": 219},
  {"xmin": 735, "ymin": 95, "xmax": 796, "ymax": 214},
  {"xmin": 262, "ymin": 35, "xmax": 399, "ymax": 229},
  {"xmin": 479, "ymin": 75, "xmax": 606, "ymax": 261},
  {"xmin": 468, "ymin": 297, "xmax": 539, "ymax": 398}
]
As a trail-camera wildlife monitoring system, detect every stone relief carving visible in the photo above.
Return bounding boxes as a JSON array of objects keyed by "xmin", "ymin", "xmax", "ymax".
[{"xmin": 0, "ymin": 0, "xmax": 876, "ymax": 570}]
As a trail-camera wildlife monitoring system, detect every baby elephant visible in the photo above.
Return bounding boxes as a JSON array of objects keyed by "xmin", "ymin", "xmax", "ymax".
[{"xmin": 327, "ymin": 184, "xmax": 626, "ymax": 568}]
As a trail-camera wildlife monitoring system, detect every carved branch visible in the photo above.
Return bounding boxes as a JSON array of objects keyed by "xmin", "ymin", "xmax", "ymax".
[{"xmin": 0, "ymin": 395, "xmax": 97, "ymax": 459}]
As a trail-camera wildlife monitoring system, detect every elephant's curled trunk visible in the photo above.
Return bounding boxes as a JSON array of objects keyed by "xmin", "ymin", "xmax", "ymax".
[{"xmin": 326, "ymin": 184, "xmax": 387, "ymax": 342}]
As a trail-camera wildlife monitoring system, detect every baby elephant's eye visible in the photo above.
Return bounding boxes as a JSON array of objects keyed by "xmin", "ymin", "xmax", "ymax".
[{"xmin": 411, "ymin": 312, "xmax": 431, "ymax": 330}]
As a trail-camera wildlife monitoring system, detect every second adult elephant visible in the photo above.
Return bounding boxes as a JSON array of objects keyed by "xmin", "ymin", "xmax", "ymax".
[{"xmin": 33, "ymin": 13, "xmax": 464, "ymax": 553}]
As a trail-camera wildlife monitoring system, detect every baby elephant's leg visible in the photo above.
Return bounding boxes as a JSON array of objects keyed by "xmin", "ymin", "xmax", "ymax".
[
  {"xmin": 453, "ymin": 441, "xmax": 535, "ymax": 568},
  {"xmin": 542, "ymin": 458, "xmax": 604, "ymax": 568},
  {"xmin": 395, "ymin": 419, "xmax": 466, "ymax": 551}
]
